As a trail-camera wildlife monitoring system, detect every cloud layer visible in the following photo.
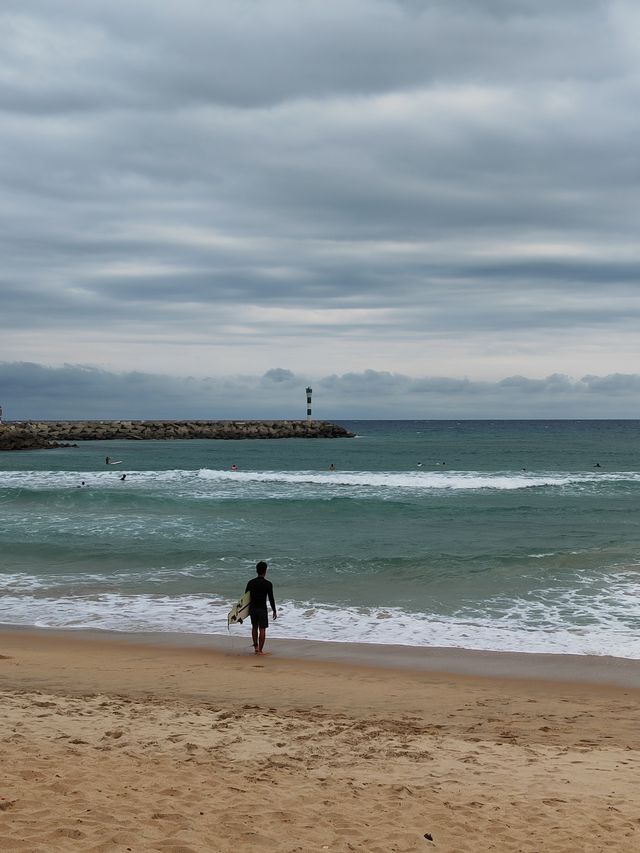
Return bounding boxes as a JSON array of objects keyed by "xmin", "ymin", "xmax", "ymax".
[
  {"xmin": 2, "ymin": 362, "xmax": 640, "ymax": 420},
  {"xmin": 1, "ymin": 2, "xmax": 639, "ymax": 399}
]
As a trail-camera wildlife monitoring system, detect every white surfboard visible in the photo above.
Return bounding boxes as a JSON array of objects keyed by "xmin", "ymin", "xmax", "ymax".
[
  {"xmin": 227, "ymin": 591, "xmax": 251, "ymax": 628},
  {"xmin": 108, "ymin": 460, "xmax": 123, "ymax": 465}
]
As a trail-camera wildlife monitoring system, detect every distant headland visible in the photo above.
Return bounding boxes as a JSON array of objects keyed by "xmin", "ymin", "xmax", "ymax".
[{"xmin": 0, "ymin": 420, "xmax": 355, "ymax": 450}]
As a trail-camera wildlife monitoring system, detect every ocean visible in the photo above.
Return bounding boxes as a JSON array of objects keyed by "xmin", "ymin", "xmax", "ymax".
[{"xmin": 2, "ymin": 420, "xmax": 640, "ymax": 658}]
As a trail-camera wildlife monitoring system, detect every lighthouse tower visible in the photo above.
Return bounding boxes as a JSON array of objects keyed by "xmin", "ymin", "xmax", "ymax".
[{"xmin": 305, "ymin": 387, "xmax": 312, "ymax": 423}]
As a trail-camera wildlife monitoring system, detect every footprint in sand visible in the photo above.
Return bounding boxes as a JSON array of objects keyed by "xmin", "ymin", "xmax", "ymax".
[
  {"xmin": 103, "ymin": 729, "xmax": 125, "ymax": 739},
  {"xmin": 53, "ymin": 828, "xmax": 86, "ymax": 840}
]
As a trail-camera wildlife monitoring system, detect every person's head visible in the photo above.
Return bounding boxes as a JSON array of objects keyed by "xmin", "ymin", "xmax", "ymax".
[{"xmin": 256, "ymin": 561, "xmax": 268, "ymax": 576}]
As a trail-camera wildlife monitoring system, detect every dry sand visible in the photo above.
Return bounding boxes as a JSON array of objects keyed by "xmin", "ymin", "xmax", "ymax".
[{"xmin": 1, "ymin": 629, "xmax": 640, "ymax": 853}]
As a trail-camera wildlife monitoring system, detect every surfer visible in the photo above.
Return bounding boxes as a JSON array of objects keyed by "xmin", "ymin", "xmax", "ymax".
[
  {"xmin": 230, "ymin": 464, "xmax": 238, "ymax": 471},
  {"xmin": 245, "ymin": 561, "xmax": 277, "ymax": 655},
  {"xmin": 105, "ymin": 456, "xmax": 110, "ymax": 465},
  {"xmin": 120, "ymin": 474, "xmax": 126, "ymax": 481},
  {"xmin": 329, "ymin": 463, "xmax": 336, "ymax": 471}
]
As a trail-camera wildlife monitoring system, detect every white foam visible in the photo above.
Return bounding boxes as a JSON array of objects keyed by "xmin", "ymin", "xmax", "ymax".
[
  {"xmin": 197, "ymin": 468, "xmax": 640, "ymax": 493},
  {"xmin": 2, "ymin": 573, "xmax": 640, "ymax": 658},
  {"xmin": 2, "ymin": 467, "xmax": 640, "ymax": 496},
  {"xmin": 0, "ymin": 469, "xmax": 192, "ymax": 491}
]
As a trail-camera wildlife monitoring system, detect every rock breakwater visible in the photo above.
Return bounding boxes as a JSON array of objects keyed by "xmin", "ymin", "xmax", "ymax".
[{"xmin": 0, "ymin": 420, "xmax": 354, "ymax": 450}]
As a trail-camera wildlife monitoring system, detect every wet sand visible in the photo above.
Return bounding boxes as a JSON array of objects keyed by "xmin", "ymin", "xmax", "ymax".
[{"xmin": 2, "ymin": 627, "xmax": 640, "ymax": 852}]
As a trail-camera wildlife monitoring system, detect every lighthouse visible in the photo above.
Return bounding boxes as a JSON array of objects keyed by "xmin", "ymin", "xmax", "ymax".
[{"xmin": 305, "ymin": 387, "xmax": 312, "ymax": 423}]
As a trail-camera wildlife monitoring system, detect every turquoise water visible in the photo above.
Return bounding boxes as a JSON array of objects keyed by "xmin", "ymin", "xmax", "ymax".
[{"xmin": 2, "ymin": 420, "xmax": 640, "ymax": 656}]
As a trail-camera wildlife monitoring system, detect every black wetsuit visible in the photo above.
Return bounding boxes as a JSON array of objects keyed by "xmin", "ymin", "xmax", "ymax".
[{"xmin": 245, "ymin": 576, "xmax": 276, "ymax": 628}]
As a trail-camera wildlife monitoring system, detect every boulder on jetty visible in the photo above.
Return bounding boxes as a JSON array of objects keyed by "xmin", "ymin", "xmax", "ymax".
[
  {"xmin": 0, "ymin": 425, "xmax": 71, "ymax": 451},
  {"xmin": 0, "ymin": 420, "xmax": 354, "ymax": 450}
]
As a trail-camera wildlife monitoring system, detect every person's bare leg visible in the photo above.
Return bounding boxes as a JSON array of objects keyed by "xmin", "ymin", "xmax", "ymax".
[
  {"xmin": 257, "ymin": 627, "xmax": 266, "ymax": 653},
  {"xmin": 252, "ymin": 625, "xmax": 258, "ymax": 652}
]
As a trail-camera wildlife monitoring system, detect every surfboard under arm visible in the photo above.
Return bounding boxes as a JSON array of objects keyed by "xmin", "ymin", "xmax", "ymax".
[{"xmin": 227, "ymin": 591, "xmax": 251, "ymax": 628}]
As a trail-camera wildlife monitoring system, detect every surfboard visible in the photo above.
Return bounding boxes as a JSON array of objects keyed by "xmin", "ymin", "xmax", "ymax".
[
  {"xmin": 227, "ymin": 591, "xmax": 251, "ymax": 628},
  {"xmin": 108, "ymin": 460, "xmax": 123, "ymax": 465}
]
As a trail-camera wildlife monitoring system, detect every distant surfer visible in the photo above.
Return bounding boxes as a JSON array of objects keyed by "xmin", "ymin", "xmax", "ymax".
[
  {"xmin": 245, "ymin": 561, "xmax": 277, "ymax": 655},
  {"xmin": 594, "ymin": 462, "xmax": 602, "ymax": 468},
  {"xmin": 105, "ymin": 456, "xmax": 110, "ymax": 465},
  {"xmin": 120, "ymin": 474, "xmax": 126, "ymax": 481},
  {"xmin": 230, "ymin": 464, "xmax": 238, "ymax": 471},
  {"xmin": 329, "ymin": 463, "xmax": 336, "ymax": 471}
]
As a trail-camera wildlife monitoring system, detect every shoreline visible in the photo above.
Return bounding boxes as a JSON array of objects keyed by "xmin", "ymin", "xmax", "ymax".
[{"xmin": 3, "ymin": 623, "xmax": 640, "ymax": 689}]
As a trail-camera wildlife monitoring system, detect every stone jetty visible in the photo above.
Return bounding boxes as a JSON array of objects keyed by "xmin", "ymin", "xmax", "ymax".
[{"xmin": 0, "ymin": 420, "xmax": 354, "ymax": 450}]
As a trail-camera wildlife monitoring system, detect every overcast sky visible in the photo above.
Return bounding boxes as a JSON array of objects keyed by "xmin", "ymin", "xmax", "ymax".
[{"xmin": 2, "ymin": 1, "xmax": 640, "ymax": 418}]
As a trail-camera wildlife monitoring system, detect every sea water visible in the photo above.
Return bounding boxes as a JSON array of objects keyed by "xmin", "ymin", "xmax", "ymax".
[{"xmin": 2, "ymin": 420, "xmax": 640, "ymax": 657}]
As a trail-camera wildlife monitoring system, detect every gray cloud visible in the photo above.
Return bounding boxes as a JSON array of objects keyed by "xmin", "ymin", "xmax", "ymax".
[
  {"xmin": 2, "ymin": 362, "xmax": 640, "ymax": 420},
  {"xmin": 1, "ymin": 2, "xmax": 639, "ymax": 394},
  {"xmin": 1, "ymin": 1, "xmax": 618, "ymax": 113}
]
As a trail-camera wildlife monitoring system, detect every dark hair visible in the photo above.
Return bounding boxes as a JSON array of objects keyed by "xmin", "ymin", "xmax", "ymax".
[{"xmin": 256, "ymin": 561, "xmax": 268, "ymax": 575}]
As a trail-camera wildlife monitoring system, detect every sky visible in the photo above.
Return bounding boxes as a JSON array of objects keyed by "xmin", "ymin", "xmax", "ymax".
[{"xmin": 2, "ymin": 0, "xmax": 640, "ymax": 419}]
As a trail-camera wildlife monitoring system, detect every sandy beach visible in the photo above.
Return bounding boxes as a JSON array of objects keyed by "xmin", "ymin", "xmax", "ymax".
[{"xmin": 2, "ymin": 629, "xmax": 640, "ymax": 852}]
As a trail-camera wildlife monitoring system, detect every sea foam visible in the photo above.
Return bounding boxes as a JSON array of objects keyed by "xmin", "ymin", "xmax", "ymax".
[{"xmin": 2, "ymin": 567, "xmax": 640, "ymax": 658}]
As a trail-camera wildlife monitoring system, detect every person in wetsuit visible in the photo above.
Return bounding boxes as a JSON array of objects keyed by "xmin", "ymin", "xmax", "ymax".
[{"xmin": 245, "ymin": 561, "xmax": 277, "ymax": 655}]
